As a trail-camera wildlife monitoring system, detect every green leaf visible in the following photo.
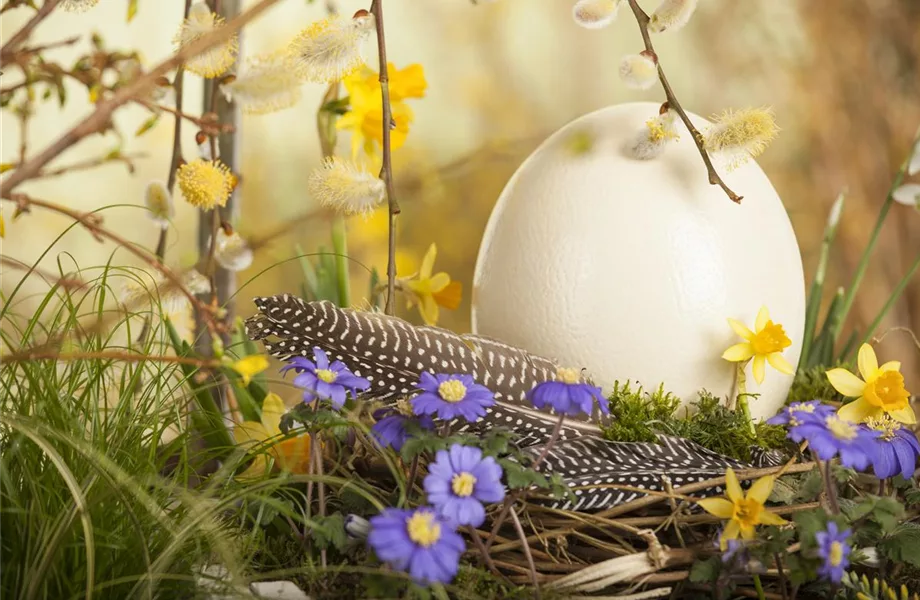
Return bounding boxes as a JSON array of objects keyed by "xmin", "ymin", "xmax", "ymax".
[
  {"xmin": 792, "ymin": 508, "xmax": 827, "ymax": 547},
  {"xmin": 312, "ymin": 513, "xmax": 348, "ymax": 551},
  {"xmin": 871, "ymin": 496, "xmax": 906, "ymax": 533},
  {"xmin": 499, "ymin": 459, "xmax": 548, "ymax": 490},
  {"xmin": 127, "ymin": 0, "xmax": 139, "ymax": 22},
  {"xmin": 135, "ymin": 114, "xmax": 159, "ymax": 137},
  {"xmin": 689, "ymin": 556, "xmax": 720, "ymax": 583},
  {"xmin": 878, "ymin": 522, "xmax": 920, "ymax": 567}
]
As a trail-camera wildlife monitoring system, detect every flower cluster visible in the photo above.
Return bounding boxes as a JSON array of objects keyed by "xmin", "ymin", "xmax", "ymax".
[{"xmin": 282, "ymin": 347, "xmax": 371, "ymax": 409}]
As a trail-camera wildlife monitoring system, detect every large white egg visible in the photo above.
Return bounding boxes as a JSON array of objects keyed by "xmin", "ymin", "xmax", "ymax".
[{"xmin": 471, "ymin": 102, "xmax": 805, "ymax": 420}]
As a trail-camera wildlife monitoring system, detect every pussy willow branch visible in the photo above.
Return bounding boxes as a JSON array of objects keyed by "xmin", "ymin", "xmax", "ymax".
[
  {"xmin": 0, "ymin": 0, "xmax": 280, "ymax": 198},
  {"xmin": 625, "ymin": 0, "xmax": 742, "ymax": 204},
  {"xmin": 370, "ymin": 0, "xmax": 400, "ymax": 316},
  {"xmin": 4, "ymin": 152, "xmax": 146, "ymax": 180},
  {"xmin": 0, "ymin": 0, "xmax": 62, "ymax": 66},
  {"xmin": 4, "ymin": 193, "xmax": 216, "ymax": 319},
  {"xmin": 0, "ymin": 255, "xmax": 86, "ymax": 290}
]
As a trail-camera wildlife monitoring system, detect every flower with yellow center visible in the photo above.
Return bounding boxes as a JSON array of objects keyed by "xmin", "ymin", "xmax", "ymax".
[
  {"xmin": 722, "ymin": 306, "xmax": 794, "ymax": 384},
  {"xmin": 336, "ymin": 63, "xmax": 427, "ymax": 159},
  {"xmin": 399, "ymin": 243, "xmax": 462, "ymax": 326},
  {"xmin": 406, "ymin": 511, "xmax": 441, "ymax": 548},
  {"xmin": 451, "ymin": 472, "xmax": 477, "ymax": 497},
  {"xmin": 826, "ymin": 343, "xmax": 914, "ymax": 425},
  {"xmin": 438, "ymin": 379, "xmax": 467, "ymax": 403},
  {"xmin": 234, "ymin": 393, "xmax": 311, "ymax": 479},
  {"xmin": 229, "ymin": 354, "xmax": 268, "ymax": 386},
  {"xmin": 176, "ymin": 159, "xmax": 234, "ymax": 210},
  {"xmin": 697, "ymin": 468, "xmax": 787, "ymax": 549}
]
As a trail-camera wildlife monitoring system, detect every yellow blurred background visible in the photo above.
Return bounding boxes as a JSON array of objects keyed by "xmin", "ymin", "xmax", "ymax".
[{"xmin": 2, "ymin": 0, "xmax": 919, "ymax": 382}]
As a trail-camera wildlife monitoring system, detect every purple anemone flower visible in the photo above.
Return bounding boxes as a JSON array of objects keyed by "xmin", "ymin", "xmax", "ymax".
[
  {"xmin": 768, "ymin": 401, "xmax": 837, "ymax": 442},
  {"xmin": 527, "ymin": 367, "xmax": 608, "ymax": 417},
  {"xmin": 280, "ymin": 347, "xmax": 370, "ymax": 409},
  {"xmin": 367, "ymin": 506, "xmax": 465, "ymax": 586},
  {"xmin": 411, "ymin": 373, "xmax": 495, "ymax": 422},
  {"xmin": 371, "ymin": 408, "xmax": 435, "ymax": 452},
  {"xmin": 816, "ymin": 522, "xmax": 851, "ymax": 583},
  {"xmin": 424, "ymin": 444, "xmax": 506, "ymax": 528},
  {"xmin": 793, "ymin": 414, "xmax": 880, "ymax": 471},
  {"xmin": 867, "ymin": 418, "xmax": 920, "ymax": 480}
]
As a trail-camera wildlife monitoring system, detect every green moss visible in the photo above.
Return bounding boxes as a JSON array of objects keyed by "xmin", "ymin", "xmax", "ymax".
[
  {"xmin": 785, "ymin": 363, "xmax": 848, "ymax": 406},
  {"xmin": 453, "ymin": 566, "xmax": 560, "ymax": 599},
  {"xmin": 603, "ymin": 382, "xmax": 787, "ymax": 463}
]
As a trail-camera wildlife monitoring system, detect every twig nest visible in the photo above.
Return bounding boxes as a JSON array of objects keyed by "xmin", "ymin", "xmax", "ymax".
[{"xmin": 471, "ymin": 102, "xmax": 805, "ymax": 420}]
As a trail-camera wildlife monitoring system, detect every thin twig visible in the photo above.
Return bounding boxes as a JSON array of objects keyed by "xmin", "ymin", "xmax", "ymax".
[
  {"xmin": 466, "ymin": 526, "xmax": 507, "ymax": 582},
  {"xmin": 0, "ymin": 0, "xmax": 62, "ymax": 66},
  {"xmin": 369, "ymin": 0, "xmax": 400, "ymax": 316},
  {"xmin": 624, "ymin": 0, "xmax": 742, "ymax": 204},
  {"xmin": 509, "ymin": 508, "xmax": 541, "ymax": 599},
  {"xmin": 0, "ymin": 255, "xmax": 87, "ymax": 290},
  {"xmin": 0, "ymin": 0, "xmax": 281, "ymax": 197}
]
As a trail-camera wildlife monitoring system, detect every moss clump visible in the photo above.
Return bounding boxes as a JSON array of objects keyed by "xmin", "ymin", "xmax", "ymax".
[
  {"xmin": 603, "ymin": 382, "xmax": 787, "ymax": 463},
  {"xmin": 785, "ymin": 362, "xmax": 849, "ymax": 406},
  {"xmin": 454, "ymin": 566, "xmax": 561, "ymax": 599}
]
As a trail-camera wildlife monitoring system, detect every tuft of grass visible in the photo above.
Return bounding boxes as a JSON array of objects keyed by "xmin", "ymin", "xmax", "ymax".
[{"xmin": 603, "ymin": 382, "xmax": 786, "ymax": 462}]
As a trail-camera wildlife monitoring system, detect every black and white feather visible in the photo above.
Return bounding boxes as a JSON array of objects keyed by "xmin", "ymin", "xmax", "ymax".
[{"xmin": 246, "ymin": 295, "xmax": 768, "ymax": 511}]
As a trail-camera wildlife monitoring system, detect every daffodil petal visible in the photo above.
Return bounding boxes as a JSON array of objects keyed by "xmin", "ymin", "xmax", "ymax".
[
  {"xmin": 752, "ymin": 355, "xmax": 766, "ymax": 384},
  {"xmin": 879, "ymin": 361, "xmax": 902, "ymax": 373},
  {"xmin": 755, "ymin": 306, "xmax": 770, "ymax": 332},
  {"xmin": 837, "ymin": 398, "xmax": 879, "ymax": 424},
  {"xmin": 234, "ymin": 421, "xmax": 270, "ymax": 446},
  {"xmin": 746, "ymin": 475, "xmax": 775, "ymax": 504},
  {"xmin": 722, "ymin": 343, "xmax": 754, "ymax": 362},
  {"xmin": 428, "ymin": 272, "xmax": 450, "ymax": 293},
  {"xmin": 419, "ymin": 243, "xmax": 437, "ymax": 278},
  {"xmin": 237, "ymin": 455, "xmax": 270, "ymax": 480},
  {"xmin": 721, "ymin": 520, "xmax": 741, "ymax": 550},
  {"xmin": 697, "ymin": 497, "xmax": 734, "ymax": 519},
  {"xmin": 826, "ymin": 368, "xmax": 866, "ymax": 397},
  {"xmin": 261, "ymin": 393, "xmax": 285, "ymax": 436},
  {"xmin": 858, "ymin": 344, "xmax": 879, "ymax": 380},
  {"xmin": 419, "ymin": 293, "xmax": 439, "ymax": 326},
  {"xmin": 758, "ymin": 511, "xmax": 788, "ymax": 526},
  {"xmin": 725, "ymin": 468, "xmax": 743, "ymax": 503},
  {"xmin": 889, "ymin": 406, "xmax": 917, "ymax": 425},
  {"xmin": 766, "ymin": 352, "xmax": 794, "ymax": 375},
  {"xmin": 740, "ymin": 524, "xmax": 756, "ymax": 540},
  {"xmin": 727, "ymin": 318, "xmax": 755, "ymax": 341}
]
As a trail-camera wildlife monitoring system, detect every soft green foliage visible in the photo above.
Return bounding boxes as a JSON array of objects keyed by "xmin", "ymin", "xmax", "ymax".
[
  {"xmin": 786, "ymin": 362, "xmax": 848, "ymax": 405},
  {"xmin": 842, "ymin": 572, "xmax": 920, "ymax": 600},
  {"xmin": 602, "ymin": 382, "xmax": 786, "ymax": 462}
]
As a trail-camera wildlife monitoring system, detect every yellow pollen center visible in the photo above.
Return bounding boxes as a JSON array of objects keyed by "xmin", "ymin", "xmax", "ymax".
[
  {"xmin": 750, "ymin": 321, "xmax": 792, "ymax": 355},
  {"xmin": 733, "ymin": 498, "xmax": 762, "ymax": 528},
  {"xmin": 866, "ymin": 416, "xmax": 900, "ymax": 440},
  {"xmin": 316, "ymin": 369, "xmax": 336, "ymax": 384},
  {"xmin": 864, "ymin": 371, "xmax": 910, "ymax": 410},
  {"xmin": 557, "ymin": 367, "xmax": 580, "ymax": 384},
  {"xmin": 826, "ymin": 416, "xmax": 857, "ymax": 441},
  {"xmin": 451, "ymin": 472, "xmax": 477, "ymax": 497},
  {"xmin": 829, "ymin": 541, "xmax": 844, "ymax": 567},
  {"xmin": 406, "ymin": 512, "xmax": 441, "ymax": 548},
  {"xmin": 438, "ymin": 380, "xmax": 467, "ymax": 403}
]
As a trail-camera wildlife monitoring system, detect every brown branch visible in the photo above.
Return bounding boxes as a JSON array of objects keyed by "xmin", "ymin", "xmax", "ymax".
[
  {"xmin": 8, "ymin": 152, "xmax": 147, "ymax": 180},
  {"xmin": 369, "ymin": 0, "xmax": 400, "ymax": 316},
  {"xmin": 0, "ymin": 255, "xmax": 87, "ymax": 290},
  {"xmin": 4, "ymin": 193, "xmax": 216, "ymax": 318},
  {"xmin": 0, "ymin": 0, "xmax": 62, "ymax": 66},
  {"xmin": 0, "ymin": 0, "xmax": 281, "ymax": 198},
  {"xmin": 624, "ymin": 0, "xmax": 742, "ymax": 204}
]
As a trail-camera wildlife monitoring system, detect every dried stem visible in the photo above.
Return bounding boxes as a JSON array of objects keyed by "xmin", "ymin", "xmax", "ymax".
[
  {"xmin": 369, "ymin": 0, "xmax": 400, "ymax": 315},
  {"xmin": 0, "ymin": 350, "xmax": 220, "ymax": 368},
  {"xmin": 0, "ymin": 0, "xmax": 280, "ymax": 198},
  {"xmin": 509, "ymin": 508, "xmax": 541, "ymax": 599},
  {"xmin": 0, "ymin": 0, "xmax": 62, "ymax": 66},
  {"xmin": 624, "ymin": 0, "xmax": 742, "ymax": 204}
]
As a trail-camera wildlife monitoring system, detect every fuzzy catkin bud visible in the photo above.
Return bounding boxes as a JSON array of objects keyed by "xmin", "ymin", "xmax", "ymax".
[
  {"xmin": 214, "ymin": 229, "xmax": 253, "ymax": 272},
  {"xmin": 221, "ymin": 52, "xmax": 303, "ymax": 115},
  {"xmin": 144, "ymin": 181, "xmax": 174, "ymax": 227},
  {"xmin": 628, "ymin": 109, "xmax": 679, "ymax": 160},
  {"xmin": 174, "ymin": 2, "xmax": 238, "ymax": 78},
  {"xmin": 288, "ymin": 15, "xmax": 375, "ymax": 83},
  {"xmin": 308, "ymin": 157, "xmax": 386, "ymax": 216},
  {"xmin": 61, "ymin": 0, "xmax": 100, "ymax": 11},
  {"xmin": 618, "ymin": 53, "xmax": 658, "ymax": 90},
  {"xmin": 648, "ymin": 0, "xmax": 698, "ymax": 33},
  {"xmin": 702, "ymin": 107, "xmax": 779, "ymax": 170},
  {"xmin": 572, "ymin": 0, "xmax": 622, "ymax": 29}
]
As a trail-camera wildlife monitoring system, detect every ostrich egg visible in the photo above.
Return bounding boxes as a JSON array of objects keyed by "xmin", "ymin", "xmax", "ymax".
[{"xmin": 471, "ymin": 102, "xmax": 805, "ymax": 420}]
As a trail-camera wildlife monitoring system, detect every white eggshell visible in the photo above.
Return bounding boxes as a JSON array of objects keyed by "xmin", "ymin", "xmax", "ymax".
[{"xmin": 471, "ymin": 102, "xmax": 805, "ymax": 420}]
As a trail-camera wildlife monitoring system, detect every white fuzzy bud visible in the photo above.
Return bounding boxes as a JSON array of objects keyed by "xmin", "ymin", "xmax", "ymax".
[
  {"xmin": 214, "ymin": 230, "xmax": 254, "ymax": 272},
  {"xmin": 648, "ymin": 0, "xmax": 698, "ymax": 33},
  {"xmin": 144, "ymin": 181, "xmax": 174, "ymax": 227},
  {"xmin": 288, "ymin": 15, "xmax": 375, "ymax": 83},
  {"xmin": 572, "ymin": 0, "xmax": 622, "ymax": 29},
  {"xmin": 628, "ymin": 109, "xmax": 679, "ymax": 160},
  {"xmin": 221, "ymin": 52, "xmax": 303, "ymax": 115},
  {"xmin": 308, "ymin": 157, "xmax": 386, "ymax": 216},
  {"xmin": 618, "ymin": 53, "xmax": 658, "ymax": 90}
]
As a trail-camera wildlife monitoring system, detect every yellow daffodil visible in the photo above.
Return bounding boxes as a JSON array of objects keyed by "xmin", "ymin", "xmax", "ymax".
[
  {"xmin": 337, "ymin": 63, "xmax": 427, "ymax": 159},
  {"xmin": 826, "ymin": 343, "xmax": 914, "ymax": 425},
  {"xmin": 697, "ymin": 468, "xmax": 787, "ymax": 549},
  {"xmin": 234, "ymin": 393, "xmax": 311, "ymax": 479},
  {"xmin": 230, "ymin": 354, "xmax": 269, "ymax": 386},
  {"xmin": 722, "ymin": 306, "xmax": 794, "ymax": 384},
  {"xmin": 400, "ymin": 243, "xmax": 462, "ymax": 326}
]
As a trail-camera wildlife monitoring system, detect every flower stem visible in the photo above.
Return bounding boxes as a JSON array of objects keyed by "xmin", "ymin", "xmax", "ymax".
[
  {"xmin": 509, "ymin": 508, "xmax": 541, "ymax": 599},
  {"xmin": 818, "ymin": 458, "xmax": 840, "ymax": 514},
  {"xmin": 753, "ymin": 573, "xmax": 766, "ymax": 600},
  {"xmin": 735, "ymin": 362, "xmax": 756, "ymax": 436}
]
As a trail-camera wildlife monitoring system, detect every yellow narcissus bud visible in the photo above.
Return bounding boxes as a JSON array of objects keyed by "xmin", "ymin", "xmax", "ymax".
[{"xmin": 177, "ymin": 159, "xmax": 233, "ymax": 210}]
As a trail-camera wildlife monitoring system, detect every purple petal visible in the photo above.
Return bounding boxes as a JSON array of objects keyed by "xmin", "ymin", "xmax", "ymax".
[{"xmin": 312, "ymin": 347, "xmax": 329, "ymax": 370}]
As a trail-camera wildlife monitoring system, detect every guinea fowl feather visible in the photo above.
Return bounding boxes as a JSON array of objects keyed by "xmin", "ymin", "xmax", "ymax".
[{"xmin": 246, "ymin": 295, "xmax": 767, "ymax": 510}]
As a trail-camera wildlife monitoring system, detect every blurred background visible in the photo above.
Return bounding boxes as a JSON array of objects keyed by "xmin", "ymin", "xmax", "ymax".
[{"xmin": 2, "ymin": 0, "xmax": 919, "ymax": 382}]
